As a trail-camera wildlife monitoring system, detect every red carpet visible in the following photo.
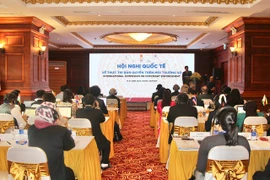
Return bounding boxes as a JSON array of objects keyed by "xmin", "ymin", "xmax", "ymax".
[{"xmin": 102, "ymin": 111, "xmax": 168, "ymax": 179}]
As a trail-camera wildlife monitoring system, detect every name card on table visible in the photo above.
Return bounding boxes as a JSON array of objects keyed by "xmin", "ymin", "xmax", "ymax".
[{"xmin": 190, "ymin": 132, "xmax": 211, "ymax": 140}]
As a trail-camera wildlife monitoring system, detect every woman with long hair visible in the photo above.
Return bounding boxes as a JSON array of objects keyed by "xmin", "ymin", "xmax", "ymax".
[
  {"xmin": 227, "ymin": 88, "xmax": 244, "ymax": 107},
  {"xmin": 58, "ymin": 89, "xmax": 77, "ymax": 117},
  {"xmin": 156, "ymin": 88, "xmax": 176, "ymax": 147},
  {"xmin": 194, "ymin": 106, "xmax": 251, "ymax": 179}
]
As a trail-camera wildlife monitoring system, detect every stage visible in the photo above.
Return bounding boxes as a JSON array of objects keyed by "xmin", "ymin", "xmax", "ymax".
[{"xmin": 125, "ymin": 98, "xmax": 151, "ymax": 111}]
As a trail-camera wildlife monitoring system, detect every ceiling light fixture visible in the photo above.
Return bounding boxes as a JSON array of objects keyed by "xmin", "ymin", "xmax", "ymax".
[{"xmin": 128, "ymin": 33, "xmax": 152, "ymax": 42}]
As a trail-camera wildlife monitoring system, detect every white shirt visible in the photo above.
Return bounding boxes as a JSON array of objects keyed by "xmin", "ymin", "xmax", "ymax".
[{"xmin": 10, "ymin": 107, "xmax": 26, "ymax": 128}]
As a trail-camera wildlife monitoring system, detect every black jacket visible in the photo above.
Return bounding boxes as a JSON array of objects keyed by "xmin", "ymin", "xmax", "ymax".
[
  {"xmin": 95, "ymin": 97, "xmax": 108, "ymax": 114},
  {"xmin": 28, "ymin": 125, "xmax": 75, "ymax": 180},
  {"xmin": 76, "ymin": 107, "xmax": 110, "ymax": 150},
  {"xmin": 167, "ymin": 104, "xmax": 197, "ymax": 143}
]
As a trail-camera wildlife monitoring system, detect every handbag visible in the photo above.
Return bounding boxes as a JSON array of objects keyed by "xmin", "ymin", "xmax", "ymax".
[{"xmin": 113, "ymin": 122, "xmax": 123, "ymax": 142}]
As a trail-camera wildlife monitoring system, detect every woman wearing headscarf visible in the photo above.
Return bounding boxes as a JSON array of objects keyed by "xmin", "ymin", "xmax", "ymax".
[{"xmin": 28, "ymin": 93, "xmax": 75, "ymax": 180}]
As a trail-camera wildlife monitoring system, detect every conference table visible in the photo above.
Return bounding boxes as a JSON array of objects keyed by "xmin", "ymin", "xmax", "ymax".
[
  {"xmin": 0, "ymin": 134, "xmax": 101, "ymax": 180},
  {"xmin": 159, "ymin": 115, "xmax": 208, "ymax": 164},
  {"xmin": 168, "ymin": 137, "xmax": 270, "ymax": 180}
]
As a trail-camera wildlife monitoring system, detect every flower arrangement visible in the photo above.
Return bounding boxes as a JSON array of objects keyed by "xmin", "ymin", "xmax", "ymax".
[{"xmin": 190, "ymin": 72, "xmax": 202, "ymax": 81}]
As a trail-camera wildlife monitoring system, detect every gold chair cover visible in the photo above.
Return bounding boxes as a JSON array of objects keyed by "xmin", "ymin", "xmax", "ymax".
[
  {"xmin": 206, "ymin": 159, "xmax": 249, "ymax": 180},
  {"xmin": 162, "ymin": 112, "xmax": 168, "ymax": 118},
  {"xmin": 72, "ymin": 127, "xmax": 92, "ymax": 136},
  {"xmin": 8, "ymin": 161, "xmax": 50, "ymax": 180},
  {"xmin": 243, "ymin": 124, "xmax": 268, "ymax": 137},
  {"xmin": 174, "ymin": 125, "xmax": 198, "ymax": 136},
  {"xmin": 0, "ymin": 121, "xmax": 14, "ymax": 134}
]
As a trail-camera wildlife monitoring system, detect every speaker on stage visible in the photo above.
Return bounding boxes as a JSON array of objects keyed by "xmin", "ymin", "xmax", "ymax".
[{"xmin": 212, "ymin": 68, "xmax": 222, "ymax": 80}]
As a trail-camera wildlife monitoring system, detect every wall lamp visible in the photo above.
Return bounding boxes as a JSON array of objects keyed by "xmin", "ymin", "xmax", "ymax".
[
  {"xmin": 230, "ymin": 47, "xmax": 237, "ymax": 57},
  {"xmin": 39, "ymin": 46, "xmax": 46, "ymax": 55},
  {"xmin": 0, "ymin": 44, "xmax": 5, "ymax": 54}
]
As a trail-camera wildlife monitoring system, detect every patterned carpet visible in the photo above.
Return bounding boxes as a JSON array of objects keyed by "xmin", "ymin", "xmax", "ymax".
[{"xmin": 102, "ymin": 111, "xmax": 168, "ymax": 179}]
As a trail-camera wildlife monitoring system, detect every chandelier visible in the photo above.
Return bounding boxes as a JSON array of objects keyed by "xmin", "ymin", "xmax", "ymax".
[{"xmin": 128, "ymin": 33, "xmax": 152, "ymax": 42}]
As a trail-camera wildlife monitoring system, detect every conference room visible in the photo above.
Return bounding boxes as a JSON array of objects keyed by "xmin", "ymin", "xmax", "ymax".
[{"xmin": 1, "ymin": 0, "xmax": 270, "ymax": 179}]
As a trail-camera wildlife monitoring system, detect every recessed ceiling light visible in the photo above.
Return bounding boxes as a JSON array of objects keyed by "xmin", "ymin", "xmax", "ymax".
[
  {"xmin": 98, "ymin": 15, "xmax": 101, "ymax": 17},
  {"xmin": 212, "ymin": 43, "xmax": 215, "ymax": 44},
  {"xmin": 55, "ymin": 67, "xmax": 59, "ymax": 70},
  {"xmin": 172, "ymin": 15, "xmax": 175, "ymax": 17}
]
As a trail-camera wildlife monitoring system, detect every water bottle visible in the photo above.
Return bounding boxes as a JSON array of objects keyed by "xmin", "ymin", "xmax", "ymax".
[
  {"xmin": 251, "ymin": 126, "xmax": 257, "ymax": 141},
  {"xmin": 213, "ymin": 124, "xmax": 219, "ymax": 135},
  {"xmin": 18, "ymin": 124, "xmax": 26, "ymax": 145},
  {"xmin": 19, "ymin": 124, "xmax": 24, "ymax": 135}
]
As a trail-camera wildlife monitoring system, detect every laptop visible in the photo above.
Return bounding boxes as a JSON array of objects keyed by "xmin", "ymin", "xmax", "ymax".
[
  {"xmin": 57, "ymin": 106, "xmax": 72, "ymax": 118},
  {"xmin": 24, "ymin": 107, "xmax": 36, "ymax": 117}
]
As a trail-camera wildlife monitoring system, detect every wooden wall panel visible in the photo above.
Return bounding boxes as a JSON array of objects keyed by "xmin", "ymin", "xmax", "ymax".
[
  {"xmin": 6, "ymin": 36, "xmax": 24, "ymax": 46},
  {"xmin": 33, "ymin": 54, "xmax": 39, "ymax": 82},
  {"xmin": 252, "ymin": 36, "xmax": 270, "ymax": 47},
  {"xmin": 49, "ymin": 61, "xmax": 67, "ymax": 94},
  {"xmin": 251, "ymin": 55, "xmax": 270, "ymax": 84},
  {"xmin": 210, "ymin": 46, "xmax": 229, "ymax": 93},
  {"xmin": 42, "ymin": 57, "xmax": 47, "ymax": 81},
  {"xmin": 5, "ymin": 53, "xmax": 24, "ymax": 82}
]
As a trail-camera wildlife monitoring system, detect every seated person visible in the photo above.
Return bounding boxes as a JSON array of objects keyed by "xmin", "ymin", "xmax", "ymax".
[
  {"xmin": 167, "ymin": 93, "xmax": 197, "ymax": 144},
  {"xmin": 11, "ymin": 89, "xmax": 25, "ymax": 112},
  {"xmin": 171, "ymin": 84, "xmax": 180, "ymax": 97},
  {"xmin": 204, "ymin": 98, "xmax": 222, "ymax": 132},
  {"xmin": 195, "ymin": 107, "xmax": 251, "ymax": 180},
  {"xmin": 57, "ymin": 89, "xmax": 77, "ymax": 117},
  {"xmin": 0, "ymin": 93, "xmax": 27, "ymax": 128},
  {"xmin": 28, "ymin": 101, "xmax": 75, "ymax": 180},
  {"xmin": 56, "ymin": 84, "xmax": 69, "ymax": 101},
  {"xmin": 31, "ymin": 89, "xmax": 45, "ymax": 106},
  {"xmin": 237, "ymin": 100, "xmax": 264, "ymax": 131},
  {"xmin": 157, "ymin": 89, "xmax": 176, "ymax": 139},
  {"xmin": 88, "ymin": 85, "xmax": 108, "ymax": 114},
  {"xmin": 197, "ymin": 86, "xmax": 214, "ymax": 106},
  {"xmin": 151, "ymin": 84, "xmax": 162, "ymax": 103},
  {"xmin": 226, "ymin": 88, "xmax": 244, "ymax": 107},
  {"xmin": 106, "ymin": 88, "xmax": 120, "ymax": 110},
  {"xmin": 76, "ymin": 94, "xmax": 111, "ymax": 170}
]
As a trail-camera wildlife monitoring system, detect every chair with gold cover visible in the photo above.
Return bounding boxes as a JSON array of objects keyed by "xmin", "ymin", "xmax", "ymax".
[
  {"xmin": 68, "ymin": 118, "xmax": 92, "ymax": 136},
  {"xmin": 7, "ymin": 146, "xmax": 50, "ymax": 180},
  {"xmin": 205, "ymin": 146, "xmax": 249, "ymax": 180},
  {"xmin": 161, "ymin": 106, "xmax": 170, "ymax": 118},
  {"xmin": 243, "ymin": 116, "xmax": 268, "ymax": 137},
  {"xmin": 173, "ymin": 116, "xmax": 198, "ymax": 136},
  {"xmin": 0, "ymin": 113, "xmax": 14, "ymax": 134}
]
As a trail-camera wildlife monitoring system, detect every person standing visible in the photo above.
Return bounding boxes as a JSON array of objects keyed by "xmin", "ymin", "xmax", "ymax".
[
  {"xmin": 182, "ymin": 66, "xmax": 192, "ymax": 85},
  {"xmin": 206, "ymin": 76, "xmax": 216, "ymax": 95}
]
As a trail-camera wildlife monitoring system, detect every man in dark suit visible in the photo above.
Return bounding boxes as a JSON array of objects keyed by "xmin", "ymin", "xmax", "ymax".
[
  {"xmin": 167, "ymin": 93, "xmax": 197, "ymax": 143},
  {"xmin": 76, "ymin": 94, "xmax": 111, "ymax": 170},
  {"xmin": 182, "ymin": 66, "xmax": 192, "ymax": 85}
]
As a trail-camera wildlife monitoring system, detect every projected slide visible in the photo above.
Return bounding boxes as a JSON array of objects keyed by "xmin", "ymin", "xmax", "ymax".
[{"xmin": 89, "ymin": 53, "xmax": 194, "ymax": 98}]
